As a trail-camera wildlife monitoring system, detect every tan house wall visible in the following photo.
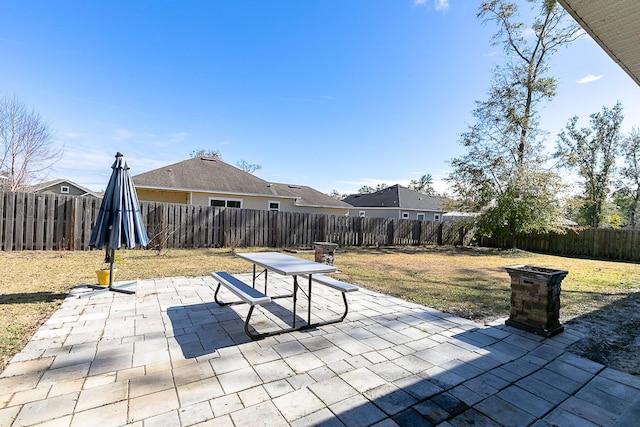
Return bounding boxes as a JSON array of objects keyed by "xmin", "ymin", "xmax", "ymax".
[
  {"xmin": 137, "ymin": 188, "xmax": 190, "ymax": 204},
  {"xmin": 190, "ymin": 192, "xmax": 289, "ymax": 210},
  {"xmin": 138, "ymin": 188, "xmax": 350, "ymax": 215}
]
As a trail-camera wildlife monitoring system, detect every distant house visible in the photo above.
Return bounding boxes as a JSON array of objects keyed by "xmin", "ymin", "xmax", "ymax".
[
  {"xmin": 343, "ymin": 184, "xmax": 443, "ymax": 221},
  {"xmin": 132, "ymin": 157, "xmax": 352, "ymax": 215},
  {"xmin": 26, "ymin": 179, "xmax": 100, "ymax": 198},
  {"xmin": 442, "ymin": 211, "xmax": 479, "ymax": 223}
]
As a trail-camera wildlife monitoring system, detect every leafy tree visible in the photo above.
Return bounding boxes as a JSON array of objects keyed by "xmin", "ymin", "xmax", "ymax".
[
  {"xmin": 615, "ymin": 127, "xmax": 640, "ymax": 228},
  {"xmin": 555, "ymin": 102, "xmax": 624, "ymax": 228},
  {"xmin": 408, "ymin": 174, "xmax": 436, "ymax": 195},
  {"xmin": 328, "ymin": 189, "xmax": 347, "ymax": 200},
  {"xmin": 190, "ymin": 148, "xmax": 221, "ymax": 159},
  {"xmin": 0, "ymin": 94, "xmax": 61, "ymax": 191},
  {"xmin": 358, "ymin": 183, "xmax": 387, "ymax": 194},
  {"xmin": 474, "ymin": 168, "xmax": 564, "ymax": 241},
  {"xmin": 236, "ymin": 159, "xmax": 262, "ymax": 174},
  {"xmin": 447, "ymin": 0, "xmax": 579, "ymax": 246}
]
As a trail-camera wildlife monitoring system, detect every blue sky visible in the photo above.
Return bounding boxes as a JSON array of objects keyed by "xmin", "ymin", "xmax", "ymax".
[{"xmin": 2, "ymin": 1, "xmax": 640, "ymax": 195}]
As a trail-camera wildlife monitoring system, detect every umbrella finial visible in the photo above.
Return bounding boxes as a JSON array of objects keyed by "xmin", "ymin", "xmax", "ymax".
[{"xmin": 115, "ymin": 152, "xmax": 124, "ymax": 158}]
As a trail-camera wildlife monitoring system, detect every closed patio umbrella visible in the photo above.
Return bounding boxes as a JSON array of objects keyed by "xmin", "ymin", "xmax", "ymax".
[{"xmin": 87, "ymin": 152, "xmax": 149, "ymax": 295}]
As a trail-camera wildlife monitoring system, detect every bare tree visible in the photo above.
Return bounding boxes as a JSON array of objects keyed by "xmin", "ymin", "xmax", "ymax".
[
  {"xmin": 0, "ymin": 95, "xmax": 61, "ymax": 191},
  {"xmin": 190, "ymin": 148, "xmax": 221, "ymax": 159},
  {"xmin": 236, "ymin": 159, "xmax": 262, "ymax": 174}
]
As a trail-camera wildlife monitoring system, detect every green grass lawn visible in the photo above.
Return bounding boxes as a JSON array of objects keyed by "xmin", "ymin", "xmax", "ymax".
[{"xmin": 1, "ymin": 246, "xmax": 639, "ymax": 372}]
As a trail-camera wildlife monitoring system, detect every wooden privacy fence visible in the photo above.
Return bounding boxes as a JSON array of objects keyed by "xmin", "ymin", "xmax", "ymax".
[
  {"xmin": 0, "ymin": 190, "xmax": 467, "ymax": 251},
  {"xmin": 480, "ymin": 228, "xmax": 640, "ymax": 262}
]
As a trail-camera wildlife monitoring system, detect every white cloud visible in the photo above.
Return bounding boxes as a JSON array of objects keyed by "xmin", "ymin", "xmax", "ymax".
[
  {"xmin": 168, "ymin": 132, "xmax": 188, "ymax": 142},
  {"xmin": 434, "ymin": 0, "xmax": 449, "ymax": 11},
  {"xmin": 414, "ymin": 0, "xmax": 449, "ymax": 11},
  {"xmin": 112, "ymin": 128, "xmax": 134, "ymax": 141},
  {"xmin": 576, "ymin": 74, "xmax": 603, "ymax": 84}
]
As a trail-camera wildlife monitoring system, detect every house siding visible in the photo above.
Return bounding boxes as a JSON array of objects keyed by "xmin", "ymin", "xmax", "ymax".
[
  {"xmin": 350, "ymin": 208, "xmax": 440, "ymax": 221},
  {"xmin": 37, "ymin": 183, "xmax": 89, "ymax": 197}
]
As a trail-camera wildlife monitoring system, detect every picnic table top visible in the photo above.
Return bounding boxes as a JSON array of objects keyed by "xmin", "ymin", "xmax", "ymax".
[{"xmin": 236, "ymin": 251, "xmax": 337, "ymax": 276}]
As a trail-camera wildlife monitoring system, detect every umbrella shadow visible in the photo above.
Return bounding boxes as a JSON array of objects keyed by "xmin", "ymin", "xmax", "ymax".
[{"xmin": 0, "ymin": 292, "xmax": 67, "ymax": 304}]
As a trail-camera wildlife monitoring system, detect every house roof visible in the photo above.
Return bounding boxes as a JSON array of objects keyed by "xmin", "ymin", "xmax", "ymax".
[
  {"xmin": 133, "ymin": 157, "xmax": 351, "ymax": 209},
  {"xmin": 558, "ymin": 0, "xmax": 640, "ymax": 86},
  {"xmin": 343, "ymin": 185, "xmax": 441, "ymax": 211},
  {"xmin": 133, "ymin": 157, "xmax": 295, "ymax": 198},
  {"xmin": 270, "ymin": 183, "xmax": 352, "ymax": 209},
  {"xmin": 26, "ymin": 179, "xmax": 99, "ymax": 197}
]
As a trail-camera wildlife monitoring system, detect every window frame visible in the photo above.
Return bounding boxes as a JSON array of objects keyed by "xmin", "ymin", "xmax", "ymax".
[
  {"xmin": 209, "ymin": 197, "xmax": 243, "ymax": 208},
  {"xmin": 268, "ymin": 201, "xmax": 280, "ymax": 211}
]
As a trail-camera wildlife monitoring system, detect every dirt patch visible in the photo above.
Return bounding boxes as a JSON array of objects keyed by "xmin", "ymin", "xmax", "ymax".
[{"xmin": 564, "ymin": 292, "xmax": 640, "ymax": 376}]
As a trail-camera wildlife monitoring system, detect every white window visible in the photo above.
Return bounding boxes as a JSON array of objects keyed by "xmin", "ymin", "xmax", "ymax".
[
  {"xmin": 401, "ymin": 211, "xmax": 410, "ymax": 219},
  {"xmin": 417, "ymin": 213, "xmax": 426, "ymax": 221},
  {"xmin": 359, "ymin": 211, "xmax": 366, "ymax": 218},
  {"xmin": 60, "ymin": 186, "xmax": 70, "ymax": 194},
  {"xmin": 434, "ymin": 214, "xmax": 441, "ymax": 221},
  {"xmin": 209, "ymin": 198, "xmax": 242, "ymax": 208},
  {"xmin": 268, "ymin": 201, "xmax": 280, "ymax": 211}
]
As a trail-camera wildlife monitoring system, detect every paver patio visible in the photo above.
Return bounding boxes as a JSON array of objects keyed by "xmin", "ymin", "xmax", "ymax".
[{"xmin": 1, "ymin": 274, "xmax": 639, "ymax": 426}]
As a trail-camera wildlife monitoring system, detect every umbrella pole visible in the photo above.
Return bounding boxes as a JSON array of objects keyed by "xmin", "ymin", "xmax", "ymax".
[
  {"xmin": 108, "ymin": 247, "xmax": 115, "ymax": 290},
  {"xmin": 107, "ymin": 247, "xmax": 136, "ymax": 295},
  {"xmin": 81, "ymin": 246, "xmax": 135, "ymax": 297}
]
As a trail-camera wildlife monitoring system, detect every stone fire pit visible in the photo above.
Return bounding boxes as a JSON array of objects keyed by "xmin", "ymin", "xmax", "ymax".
[{"xmin": 505, "ymin": 265, "xmax": 569, "ymax": 337}]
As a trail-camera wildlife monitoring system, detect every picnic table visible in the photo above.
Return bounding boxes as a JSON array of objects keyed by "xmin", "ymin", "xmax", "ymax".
[{"xmin": 211, "ymin": 251, "xmax": 357, "ymax": 339}]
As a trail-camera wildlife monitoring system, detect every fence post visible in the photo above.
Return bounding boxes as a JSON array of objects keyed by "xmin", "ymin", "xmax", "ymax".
[{"xmin": 70, "ymin": 197, "xmax": 76, "ymax": 251}]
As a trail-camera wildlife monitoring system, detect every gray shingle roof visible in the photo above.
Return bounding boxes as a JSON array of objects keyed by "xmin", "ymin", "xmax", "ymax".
[
  {"xmin": 271, "ymin": 183, "xmax": 352, "ymax": 209},
  {"xmin": 25, "ymin": 179, "xmax": 99, "ymax": 197},
  {"xmin": 343, "ymin": 184, "xmax": 441, "ymax": 211},
  {"xmin": 133, "ymin": 157, "xmax": 294, "ymax": 198},
  {"xmin": 133, "ymin": 157, "xmax": 351, "ymax": 208}
]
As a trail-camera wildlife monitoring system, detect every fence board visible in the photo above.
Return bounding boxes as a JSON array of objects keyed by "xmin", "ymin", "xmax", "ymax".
[
  {"xmin": 4, "ymin": 192, "xmax": 15, "ymax": 251},
  {"xmin": 15, "ymin": 192, "xmax": 25, "ymax": 250},
  {"xmin": 0, "ymin": 192, "xmax": 4, "ymax": 250},
  {"xmin": 35, "ymin": 194, "xmax": 45, "ymax": 250},
  {"xmin": 25, "ymin": 192, "xmax": 35, "ymax": 250}
]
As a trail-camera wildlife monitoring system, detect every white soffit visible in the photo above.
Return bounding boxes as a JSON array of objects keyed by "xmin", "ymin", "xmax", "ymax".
[{"xmin": 557, "ymin": 0, "xmax": 640, "ymax": 86}]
